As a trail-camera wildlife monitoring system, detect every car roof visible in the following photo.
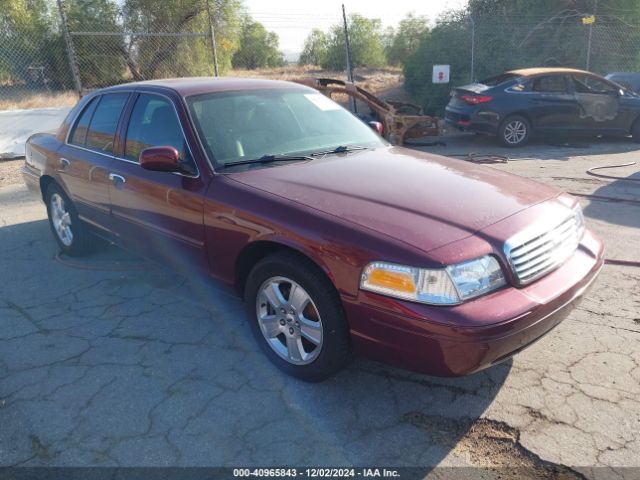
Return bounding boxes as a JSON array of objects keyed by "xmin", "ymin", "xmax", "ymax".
[
  {"xmin": 102, "ymin": 77, "xmax": 311, "ymax": 97},
  {"xmin": 506, "ymin": 67, "xmax": 591, "ymax": 77}
]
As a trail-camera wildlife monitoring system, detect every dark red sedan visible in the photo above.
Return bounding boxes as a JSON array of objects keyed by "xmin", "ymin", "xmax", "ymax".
[{"xmin": 23, "ymin": 78, "xmax": 604, "ymax": 381}]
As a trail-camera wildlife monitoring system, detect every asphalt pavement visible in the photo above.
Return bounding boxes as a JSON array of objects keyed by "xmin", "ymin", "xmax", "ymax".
[{"xmin": 0, "ymin": 137, "xmax": 639, "ymax": 477}]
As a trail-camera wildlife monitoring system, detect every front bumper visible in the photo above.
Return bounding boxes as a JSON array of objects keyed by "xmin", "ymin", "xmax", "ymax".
[{"xmin": 344, "ymin": 229, "xmax": 604, "ymax": 376}]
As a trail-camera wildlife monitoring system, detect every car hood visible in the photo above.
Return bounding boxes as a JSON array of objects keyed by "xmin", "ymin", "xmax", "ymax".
[{"xmin": 228, "ymin": 147, "xmax": 560, "ymax": 253}]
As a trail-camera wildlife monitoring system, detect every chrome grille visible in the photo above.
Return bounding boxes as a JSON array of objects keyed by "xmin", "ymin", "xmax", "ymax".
[{"xmin": 505, "ymin": 209, "xmax": 584, "ymax": 285}]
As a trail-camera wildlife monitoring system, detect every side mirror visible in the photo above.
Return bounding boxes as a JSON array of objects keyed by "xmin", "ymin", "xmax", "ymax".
[
  {"xmin": 139, "ymin": 146, "xmax": 180, "ymax": 172},
  {"xmin": 368, "ymin": 121, "xmax": 384, "ymax": 135}
]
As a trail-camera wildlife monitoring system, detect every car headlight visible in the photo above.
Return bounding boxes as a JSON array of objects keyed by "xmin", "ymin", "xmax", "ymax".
[{"xmin": 360, "ymin": 256, "xmax": 506, "ymax": 305}]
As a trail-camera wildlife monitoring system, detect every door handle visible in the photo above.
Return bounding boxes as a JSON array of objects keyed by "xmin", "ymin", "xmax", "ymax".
[
  {"xmin": 109, "ymin": 173, "xmax": 126, "ymax": 184},
  {"xmin": 60, "ymin": 158, "xmax": 70, "ymax": 169}
]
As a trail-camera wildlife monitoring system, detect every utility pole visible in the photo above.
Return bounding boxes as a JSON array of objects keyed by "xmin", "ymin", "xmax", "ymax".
[
  {"xmin": 470, "ymin": 16, "xmax": 476, "ymax": 82},
  {"xmin": 206, "ymin": 0, "xmax": 219, "ymax": 76},
  {"xmin": 56, "ymin": 0, "xmax": 82, "ymax": 96},
  {"xmin": 342, "ymin": 4, "xmax": 356, "ymax": 113},
  {"xmin": 585, "ymin": 0, "xmax": 598, "ymax": 71}
]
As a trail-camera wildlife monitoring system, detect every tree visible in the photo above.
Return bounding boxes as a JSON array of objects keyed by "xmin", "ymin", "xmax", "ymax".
[
  {"xmin": 320, "ymin": 14, "xmax": 387, "ymax": 71},
  {"xmin": 67, "ymin": 0, "xmax": 125, "ymax": 87},
  {"xmin": 0, "ymin": 0, "xmax": 70, "ymax": 89},
  {"xmin": 232, "ymin": 16, "xmax": 284, "ymax": 69},
  {"xmin": 404, "ymin": 0, "xmax": 640, "ymax": 115},
  {"xmin": 404, "ymin": 10, "xmax": 471, "ymax": 115},
  {"xmin": 298, "ymin": 29, "xmax": 329, "ymax": 66},
  {"xmin": 121, "ymin": 0, "xmax": 243, "ymax": 78},
  {"xmin": 385, "ymin": 13, "xmax": 429, "ymax": 66}
]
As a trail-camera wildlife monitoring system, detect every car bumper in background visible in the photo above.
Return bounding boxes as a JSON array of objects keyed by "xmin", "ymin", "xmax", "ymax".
[
  {"xmin": 344, "ymin": 229, "xmax": 605, "ymax": 376},
  {"xmin": 445, "ymin": 106, "xmax": 500, "ymax": 135}
]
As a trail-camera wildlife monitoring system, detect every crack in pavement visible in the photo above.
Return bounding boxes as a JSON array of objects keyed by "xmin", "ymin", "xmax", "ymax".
[{"xmin": 1, "ymin": 159, "xmax": 639, "ymax": 471}]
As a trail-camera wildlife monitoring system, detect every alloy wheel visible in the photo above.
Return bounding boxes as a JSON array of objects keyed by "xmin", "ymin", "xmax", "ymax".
[
  {"xmin": 256, "ymin": 276, "xmax": 323, "ymax": 365},
  {"xmin": 50, "ymin": 193, "xmax": 74, "ymax": 247},
  {"xmin": 504, "ymin": 120, "xmax": 527, "ymax": 145}
]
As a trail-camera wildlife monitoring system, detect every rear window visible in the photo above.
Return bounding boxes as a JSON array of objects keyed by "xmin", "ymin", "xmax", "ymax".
[
  {"xmin": 532, "ymin": 75, "xmax": 568, "ymax": 93},
  {"xmin": 480, "ymin": 73, "xmax": 519, "ymax": 86},
  {"xmin": 69, "ymin": 97, "xmax": 99, "ymax": 146},
  {"xmin": 85, "ymin": 93, "xmax": 129, "ymax": 154}
]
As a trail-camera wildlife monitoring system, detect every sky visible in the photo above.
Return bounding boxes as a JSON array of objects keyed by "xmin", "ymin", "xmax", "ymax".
[{"xmin": 245, "ymin": 0, "xmax": 467, "ymax": 54}]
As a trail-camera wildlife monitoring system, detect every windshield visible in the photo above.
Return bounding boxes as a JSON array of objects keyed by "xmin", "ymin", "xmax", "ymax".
[
  {"xmin": 607, "ymin": 74, "xmax": 640, "ymax": 93},
  {"xmin": 186, "ymin": 88, "xmax": 385, "ymax": 169}
]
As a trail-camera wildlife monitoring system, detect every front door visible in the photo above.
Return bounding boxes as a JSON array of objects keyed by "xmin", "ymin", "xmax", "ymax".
[
  {"xmin": 569, "ymin": 74, "xmax": 627, "ymax": 134},
  {"xmin": 107, "ymin": 92, "xmax": 209, "ymax": 273}
]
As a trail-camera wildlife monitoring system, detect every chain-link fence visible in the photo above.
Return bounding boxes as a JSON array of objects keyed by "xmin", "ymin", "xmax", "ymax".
[
  {"xmin": 471, "ymin": 14, "xmax": 640, "ymax": 82},
  {"xmin": 71, "ymin": 31, "xmax": 215, "ymax": 88},
  {"xmin": 0, "ymin": 0, "xmax": 345, "ymax": 108},
  {"xmin": 2, "ymin": 2, "xmax": 640, "ymax": 110},
  {"xmin": 0, "ymin": 5, "xmax": 76, "ymax": 108}
]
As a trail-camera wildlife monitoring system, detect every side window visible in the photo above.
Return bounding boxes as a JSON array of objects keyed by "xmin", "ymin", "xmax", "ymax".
[
  {"xmin": 124, "ymin": 94, "xmax": 190, "ymax": 163},
  {"xmin": 68, "ymin": 97, "xmax": 99, "ymax": 146},
  {"xmin": 85, "ymin": 93, "xmax": 129, "ymax": 153},
  {"xmin": 531, "ymin": 75, "xmax": 568, "ymax": 93},
  {"xmin": 572, "ymin": 75, "xmax": 618, "ymax": 94}
]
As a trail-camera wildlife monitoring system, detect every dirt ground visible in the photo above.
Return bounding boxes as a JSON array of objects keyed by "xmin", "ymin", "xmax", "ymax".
[
  {"xmin": 227, "ymin": 65, "xmax": 405, "ymax": 98},
  {"xmin": 0, "ymin": 66, "xmax": 406, "ymax": 112},
  {"xmin": 1, "ymin": 134, "xmax": 639, "ymax": 476},
  {"xmin": 0, "ymin": 159, "xmax": 23, "ymax": 186},
  {"xmin": 0, "ymin": 88, "xmax": 78, "ymax": 111}
]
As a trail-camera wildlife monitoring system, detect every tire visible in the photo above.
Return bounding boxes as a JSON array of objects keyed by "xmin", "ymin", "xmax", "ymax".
[
  {"xmin": 631, "ymin": 119, "xmax": 640, "ymax": 143},
  {"xmin": 498, "ymin": 115, "xmax": 531, "ymax": 147},
  {"xmin": 45, "ymin": 183, "xmax": 93, "ymax": 256},
  {"xmin": 244, "ymin": 251, "xmax": 351, "ymax": 382}
]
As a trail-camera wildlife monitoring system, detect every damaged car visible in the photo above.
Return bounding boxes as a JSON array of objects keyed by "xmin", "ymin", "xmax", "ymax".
[{"xmin": 445, "ymin": 67, "xmax": 640, "ymax": 146}]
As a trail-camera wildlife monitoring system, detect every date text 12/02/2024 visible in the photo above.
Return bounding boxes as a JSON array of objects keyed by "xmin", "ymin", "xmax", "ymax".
[{"xmin": 232, "ymin": 468, "xmax": 400, "ymax": 477}]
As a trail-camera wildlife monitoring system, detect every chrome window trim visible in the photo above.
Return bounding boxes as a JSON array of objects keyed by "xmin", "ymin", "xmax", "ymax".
[{"xmin": 64, "ymin": 89, "xmax": 200, "ymax": 179}]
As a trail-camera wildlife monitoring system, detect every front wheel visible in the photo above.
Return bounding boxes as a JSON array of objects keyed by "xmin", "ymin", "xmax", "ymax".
[
  {"xmin": 45, "ymin": 183, "xmax": 93, "ymax": 256},
  {"xmin": 498, "ymin": 115, "xmax": 530, "ymax": 147},
  {"xmin": 244, "ymin": 252, "xmax": 351, "ymax": 382}
]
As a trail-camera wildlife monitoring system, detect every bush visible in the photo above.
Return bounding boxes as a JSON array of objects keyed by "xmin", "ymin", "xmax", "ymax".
[{"xmin": 404, "ymin": 18, "xmax": 472, "ymax": 115}]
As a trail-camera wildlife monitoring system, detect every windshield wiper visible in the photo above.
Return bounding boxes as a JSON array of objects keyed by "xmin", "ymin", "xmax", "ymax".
[
  {"xmin": 309, "ymin": 145, "xmax": 369, "ymax": 157},
  {"xmin": 218, "ymin": 154, "xmax": 313, "ymax": 169}
]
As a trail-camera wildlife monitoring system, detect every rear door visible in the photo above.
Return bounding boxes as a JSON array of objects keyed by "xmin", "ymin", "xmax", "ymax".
[
  {"xmin": 107, "ymin": 91, "xmax": 209, "ymax": 273},
  {"xmin": 56, "ymin": 92, "xmax": 129, "ymax": 231},
  {"xmin": 526, "ymin": 74, "xmax": 581, "ymax": 132}
]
